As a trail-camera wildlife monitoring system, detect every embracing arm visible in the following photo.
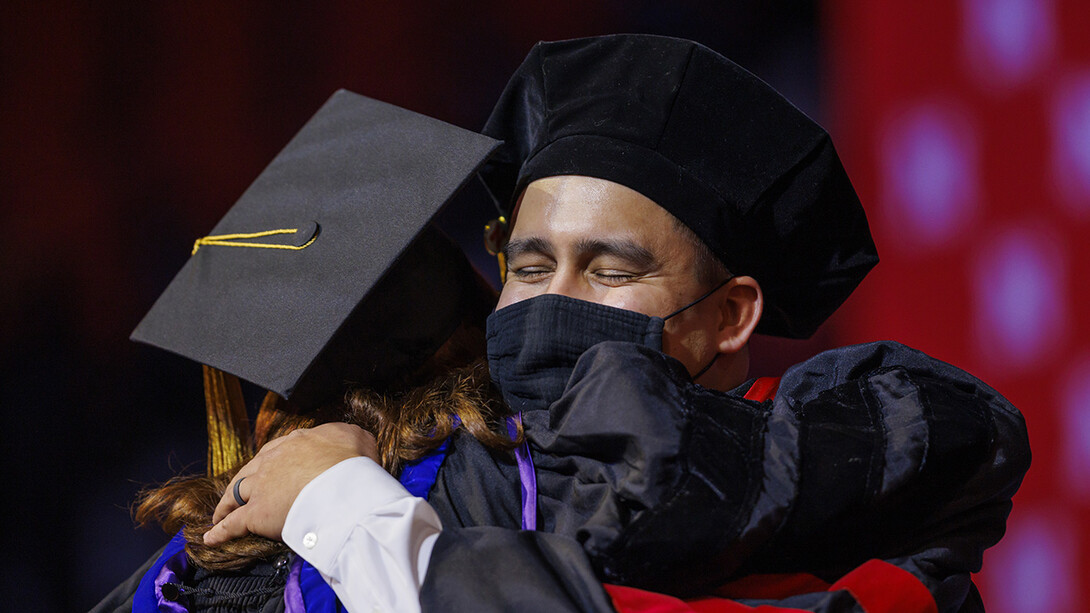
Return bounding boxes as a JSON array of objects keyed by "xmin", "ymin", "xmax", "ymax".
[
  {"xmin": 418, "ymin": 530, "xmax": 963, "ymax": 613},
  {"xmin": 201, "ymin": 340, "xmax": 1027, "ymax": 613},
  {"xmin": 416, "ymin": 341, "xmax": 1029, "ymax": 612}
]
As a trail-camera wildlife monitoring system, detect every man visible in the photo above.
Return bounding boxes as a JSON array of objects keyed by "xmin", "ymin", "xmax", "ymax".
[{"xmin": 205, "ymin": 35, "xmax": 1029, "ymax": 612}]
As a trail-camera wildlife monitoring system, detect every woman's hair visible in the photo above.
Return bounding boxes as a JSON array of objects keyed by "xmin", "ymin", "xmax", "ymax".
[{"xmin": 134, "ymin": 322, "xmax": 514, "ymax": 571}]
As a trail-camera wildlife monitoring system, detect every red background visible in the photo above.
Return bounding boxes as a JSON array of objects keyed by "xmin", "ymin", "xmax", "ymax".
[
  {"xmin": 829, "ymin": 2, "xmax": 1089, "ymax": 611},
  {"xmin": 1, "ymin": 2, "xmax": 1083, "ymax": 610}
]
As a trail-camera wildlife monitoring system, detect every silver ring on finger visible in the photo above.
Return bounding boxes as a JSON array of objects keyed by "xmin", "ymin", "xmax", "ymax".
[{"xmin": 233, "ymin": 477, "xmax": 247, "ymax": 506}]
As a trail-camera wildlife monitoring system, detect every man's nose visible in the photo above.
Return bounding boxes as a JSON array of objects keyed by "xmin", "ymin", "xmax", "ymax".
[{"xmin": 544, "ymin": 269, "xmax": 591, "ymax": 301}]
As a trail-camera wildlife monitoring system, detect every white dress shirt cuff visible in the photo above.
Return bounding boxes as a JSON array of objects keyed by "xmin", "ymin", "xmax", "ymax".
[{"xmin": 283, "ymin": 456, "xmax": 442, "ymax": 613}]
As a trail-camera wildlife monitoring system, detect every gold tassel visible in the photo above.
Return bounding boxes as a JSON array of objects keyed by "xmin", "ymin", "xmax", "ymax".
[
  {"xmin": 483, "ymin": 216, "xmax": 508, "ymax": 284},
  {"xmin": 203, "ymin": 365, "xmax": 254, "ymax": 477}
]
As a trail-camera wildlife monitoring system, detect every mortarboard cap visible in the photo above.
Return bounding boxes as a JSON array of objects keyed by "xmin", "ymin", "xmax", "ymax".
[
  {"xmin": 480, "ymin": 34, "xmax": 879, "ymax": 339},
  {"xmin": 132, "ymin": 90, "xmax": 500, "ymax": 409}
]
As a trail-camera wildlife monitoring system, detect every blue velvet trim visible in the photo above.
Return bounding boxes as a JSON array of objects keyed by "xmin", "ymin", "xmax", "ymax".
[
  {"xmin": 133, "ymin": 530, "xmax": 187, "ymax": 613},
  {"xmin": 299, "ymin": 561, "xmax": 345, "ymax": 612},
  {"xmin": 398, "ymin": 435, "xmax": 453, "ymax": 499}
]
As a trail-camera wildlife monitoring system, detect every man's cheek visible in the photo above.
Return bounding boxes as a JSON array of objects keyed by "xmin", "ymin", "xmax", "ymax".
[
  {"xmin": 496, "ymin": 284, "xmax": 532, "ymax": 310},
  {"xmin": 598, "ymin": 291, "xmax": 657, "ymax": 317}
]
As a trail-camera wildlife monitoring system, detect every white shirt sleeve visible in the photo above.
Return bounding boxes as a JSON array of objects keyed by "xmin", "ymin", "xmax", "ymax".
[{"xmin": 282, "ymin": 456, "xmax": 441, "ymax": 613}]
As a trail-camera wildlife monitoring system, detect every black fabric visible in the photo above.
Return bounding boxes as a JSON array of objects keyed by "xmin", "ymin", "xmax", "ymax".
[
  {"xmin": 166, "ymin": 556, "xmax": 291, "ymax": 613},
  {"xmin": 87, "ymin": 550, "xmax": 290, "ymax": 613},
  {"xmin": 428, "ymin": 428, "xmax": 523, "ymax": 531},
  {"xmin": 422, "ymin": 340, "xmax": 1030, "ymax": 612},
  {"xmin": 480, "ymin": 34, "xmax": 879, "ymax": 338},
  {"xmin": 293, "ymin": 225, "xmax": 497, "ymax": 402},
  {"xmin": 485, "ymin": 293, "xmax": 665, "ymax": 414},
  {"xmin": 131, "ymin": 90, "xmax": 499, "ymax": 408},
  {"xmin": 421, "ymin": 528, "xmax": 617, "ymax": 613}
]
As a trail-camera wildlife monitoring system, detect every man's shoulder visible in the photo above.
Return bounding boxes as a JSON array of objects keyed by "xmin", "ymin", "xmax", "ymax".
[{"xmin": 780, "ymin": 340, "xmax": 1017, "ymax": 411}]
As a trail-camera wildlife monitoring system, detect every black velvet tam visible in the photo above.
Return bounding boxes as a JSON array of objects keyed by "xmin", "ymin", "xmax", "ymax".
[
  {"xmin": 132, "ymin": 90, "xmax": 499, "ymax": 409},
  {"xmin": 481, "ymin": 34, "xmax": 878, "ymax": 339}
]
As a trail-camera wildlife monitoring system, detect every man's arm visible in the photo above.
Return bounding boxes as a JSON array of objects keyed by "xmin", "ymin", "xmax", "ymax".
[
  {"xmin": 420, "ymin": 528, "xmax": 961, "ymax": 613},
  {"xmin": 416, "ymin": 341, "xmax": 1027, "ymax": 612},
  {"xmin": 282, "ymin": 456, "xmax": 441, "ymax": 613}
]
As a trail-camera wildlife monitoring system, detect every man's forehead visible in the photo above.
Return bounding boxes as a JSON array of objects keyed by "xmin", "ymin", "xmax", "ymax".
[
  {"xmin": 510, "ymin": 175, "xmax": 674, "ymax": 233},
  {"xmin": 503, "ymin": 177, "xmax": 711, "ymax": 277}
]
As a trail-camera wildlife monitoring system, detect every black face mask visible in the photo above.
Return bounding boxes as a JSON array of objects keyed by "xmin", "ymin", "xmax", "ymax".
[{"xmin": 485, "ymin": 280, "xmax": 729, "ymax": 413}]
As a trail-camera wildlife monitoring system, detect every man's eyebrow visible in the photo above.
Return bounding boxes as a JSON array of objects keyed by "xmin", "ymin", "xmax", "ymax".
[
  {"xmin": 573, "ymin": 238, "xmax": 657, "ymax": 269},
  {"xmin": 503, "ymin": 236, "xmax": 658, "ymax": 270},
  {"xmin": 503, "ymin": 237, "xmax": 553, "ymax": 261}
]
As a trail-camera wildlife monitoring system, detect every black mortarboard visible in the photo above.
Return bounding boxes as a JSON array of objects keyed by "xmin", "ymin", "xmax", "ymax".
[
  {"xmin": 480, "ymin": 34, "xmax": 879, "ymax": 339},
  {"xmin": 132, "ymin": 90, "xmax": 500, "ymax": 409}
]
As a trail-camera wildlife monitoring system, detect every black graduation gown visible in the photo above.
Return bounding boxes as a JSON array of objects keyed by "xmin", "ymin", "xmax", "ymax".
[{"xmin": 422, "ymin": 341, "xmax": 1030, "ymax": 612}]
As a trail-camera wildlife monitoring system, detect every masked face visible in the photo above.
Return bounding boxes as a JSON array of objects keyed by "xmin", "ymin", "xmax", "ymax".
[
  {"xmin": 487, "ymin": 175, "xmax": 747, "ymax": 408},
  {"xmin": 496, "ymin": 175, "xmax": 728, "ymax": 376},
  {"xmin": 486, "ymin": 294, "xmax": 665, "ymax": 412},
  {"xmin": 486, "ymin": 285, "xmax": 729, "ymax": 413}
]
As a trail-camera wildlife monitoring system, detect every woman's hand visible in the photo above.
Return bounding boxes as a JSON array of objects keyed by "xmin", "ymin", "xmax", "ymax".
[{"xmin": 204, "ymin": 422, "xmax": 378, "ymax": 546}]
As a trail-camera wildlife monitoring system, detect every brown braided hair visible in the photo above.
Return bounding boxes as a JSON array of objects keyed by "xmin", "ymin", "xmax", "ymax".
[{"xmin": 134, "ymin": 325, "xmax": 515, "ymax": 571}]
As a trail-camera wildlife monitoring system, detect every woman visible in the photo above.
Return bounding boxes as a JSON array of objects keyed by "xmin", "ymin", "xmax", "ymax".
[{"xmin": 93, "ymin": 325, "xmax": 519, "ymax": 612}]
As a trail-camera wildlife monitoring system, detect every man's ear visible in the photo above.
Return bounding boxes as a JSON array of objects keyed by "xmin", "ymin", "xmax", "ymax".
[{"xmin": 715, "ymin": 276, "xmax": 763, "ymax": 354}]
